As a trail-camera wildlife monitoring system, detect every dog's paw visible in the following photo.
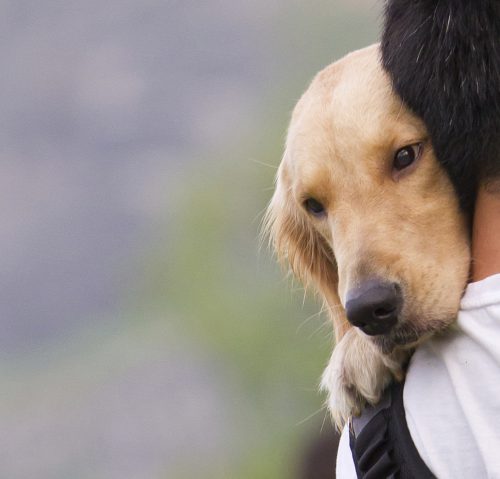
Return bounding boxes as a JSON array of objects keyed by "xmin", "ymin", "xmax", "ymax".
[{"xmin": 320, "ymin": 328, "xmax": 408, "ymax": 429}]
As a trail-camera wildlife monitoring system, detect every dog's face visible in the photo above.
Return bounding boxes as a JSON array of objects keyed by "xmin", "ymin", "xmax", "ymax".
[{"xmin": 266, "ymin": 45, "xmax": 470, "ymax": 353}]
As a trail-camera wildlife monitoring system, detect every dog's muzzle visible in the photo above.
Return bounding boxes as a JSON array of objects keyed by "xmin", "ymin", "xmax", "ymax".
[{"xmin": 345, "ymin": 280, "xmax": 402, "ymax": 336}]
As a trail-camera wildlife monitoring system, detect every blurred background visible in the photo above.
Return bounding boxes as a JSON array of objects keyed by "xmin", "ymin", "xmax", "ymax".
[{"xmin": 0, "ymin": 1, "xmax": 381, "ymax": 477}]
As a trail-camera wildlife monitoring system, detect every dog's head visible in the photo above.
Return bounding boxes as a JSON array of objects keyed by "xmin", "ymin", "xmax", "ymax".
[{"xmin": 265, "ymin": 45, "xmax": 470, "ymax": 353}]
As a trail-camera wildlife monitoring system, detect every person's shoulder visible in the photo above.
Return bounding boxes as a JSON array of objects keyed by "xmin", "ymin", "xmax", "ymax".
[
  {"xmin": 337, "ymin": 274, "xmax": 500, "ymax": 478},
  {"xmin": 407, "ymin": 272, "xmax": 500, "ymax": 388},
  {"xmin": 403, "ymin": 275, "xmax": 500, "ymax": 477},
  {"xmin": 460, "ymin": 273, "xmax": 500, "ymax": 312}
]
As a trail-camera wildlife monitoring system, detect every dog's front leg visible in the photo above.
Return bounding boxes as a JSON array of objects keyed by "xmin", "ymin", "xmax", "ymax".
[{"xmin": 321, "ymin": 328, "xmax": 409, "ymax": 429}]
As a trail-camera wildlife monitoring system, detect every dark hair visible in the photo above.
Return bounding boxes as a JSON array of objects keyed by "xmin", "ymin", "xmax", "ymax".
[{"xmin": 382, "ymin": 0, "xmax": 500, "ymax": 215}]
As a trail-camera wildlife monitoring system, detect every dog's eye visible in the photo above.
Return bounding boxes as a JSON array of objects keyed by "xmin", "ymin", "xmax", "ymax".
[
  {"xmin": 393, "ymin": 144, "xmax": 422, "ymax": 171},
  {"xmin": 303, "ymin": 198, "xmax": 326, "ymax": 217}
]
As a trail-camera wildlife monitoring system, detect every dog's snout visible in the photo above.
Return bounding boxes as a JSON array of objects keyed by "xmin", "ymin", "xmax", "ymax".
[{"xmin": 345, "ymin": 281, "xmax": 401, "ymax": 336}]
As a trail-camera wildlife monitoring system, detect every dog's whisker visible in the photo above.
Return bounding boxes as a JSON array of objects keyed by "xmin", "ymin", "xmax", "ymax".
[
  {"xmin": 307, "ymin": 318, "xmax": 331, "ymax": 340},
  {"xmin": 296, "ymin": 306, "xmax": 329, "ymax": 334},
  {"xmin": 295, "ymin": 404, "xmax": 328, "ymax": 427},
  {"xmin": 248, "ymin": 157, "xmax": 278, "ymax": 170},
  {"xmin": 254, "ymin": 208, "xmax": 268, "ymax": 229},
  {"xmin": 320, "ymin": 407, "xmax": 330, "ymax": 433},
  {"xmin": 321, "ymin": 302, "xmax": 343, "ymax": 314}
]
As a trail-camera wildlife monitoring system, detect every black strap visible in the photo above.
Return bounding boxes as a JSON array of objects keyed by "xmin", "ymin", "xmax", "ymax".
[{"xmin": 349, "ymin": 381, "xmax": 435, "ymax": 479}]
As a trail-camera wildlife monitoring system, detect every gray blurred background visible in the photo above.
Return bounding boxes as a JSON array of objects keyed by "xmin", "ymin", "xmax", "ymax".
[{"xmin": 0, "ymin": 1, "xmax": 380, "ymax": 477}]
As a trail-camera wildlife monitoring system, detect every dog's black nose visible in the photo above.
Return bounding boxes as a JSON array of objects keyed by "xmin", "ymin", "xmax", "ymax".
[{"xmin": 345, "ymin": 281, "xmax": 401, "ymax": 336}]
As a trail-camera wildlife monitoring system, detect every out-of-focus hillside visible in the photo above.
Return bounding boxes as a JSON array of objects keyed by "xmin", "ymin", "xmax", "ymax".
[{"xmin": 0, "ymin": 1, "xmax": 381, "ymax": 477}]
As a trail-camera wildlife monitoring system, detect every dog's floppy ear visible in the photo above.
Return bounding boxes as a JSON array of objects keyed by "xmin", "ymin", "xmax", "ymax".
[{"xmin": 264, "ymin": 157, "xmax": 350, "ymax": 341}]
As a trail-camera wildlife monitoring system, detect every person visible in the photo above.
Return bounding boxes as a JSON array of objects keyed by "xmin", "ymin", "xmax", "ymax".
[{"xmin": 336, "ymin": 183, "xmax": 500, "ymax": 477}]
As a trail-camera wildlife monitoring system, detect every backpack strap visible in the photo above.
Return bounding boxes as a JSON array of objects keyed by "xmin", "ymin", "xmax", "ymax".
[{"xmin": 349, "ymin": 381, "xmax": 436, "ymax": 479}]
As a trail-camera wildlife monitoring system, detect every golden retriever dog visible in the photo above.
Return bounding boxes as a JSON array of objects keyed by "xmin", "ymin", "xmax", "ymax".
[{"xmin": 264, "ymin": 44, "xmax": 470, "ymax": 428}]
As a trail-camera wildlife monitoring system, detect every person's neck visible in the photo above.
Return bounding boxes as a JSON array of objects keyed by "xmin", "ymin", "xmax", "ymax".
[{"xmin": 472, "ymin": 181, "xmax": 500, "ymax": 282}]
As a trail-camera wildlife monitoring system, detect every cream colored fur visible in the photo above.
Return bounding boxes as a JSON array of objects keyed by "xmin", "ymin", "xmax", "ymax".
[{"xmin": 264, "ymin": 44, "xmax": 470, "ymax": 429}]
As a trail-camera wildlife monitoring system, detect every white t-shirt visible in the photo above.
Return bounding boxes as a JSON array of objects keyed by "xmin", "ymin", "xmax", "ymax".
[{"xmin": 337, "ymin": 273, "xmax": 500, "ymax": 478}]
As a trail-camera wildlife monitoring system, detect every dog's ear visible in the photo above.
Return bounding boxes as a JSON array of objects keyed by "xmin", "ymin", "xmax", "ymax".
[{"xmin": 263, "ymin": 159, "xmax": 350, "ymax": 340}]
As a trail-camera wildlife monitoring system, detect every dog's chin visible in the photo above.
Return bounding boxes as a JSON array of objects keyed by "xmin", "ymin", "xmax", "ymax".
[
  {"xmin": 369, "ymin": 315, "xmax": 456, "ymax": 355},
  {"xmin": 370, "ymin": 328, "xmax": 421, "ymax": 355}
]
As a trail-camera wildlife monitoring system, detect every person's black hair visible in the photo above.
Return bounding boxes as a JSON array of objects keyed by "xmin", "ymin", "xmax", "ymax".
[{"xmin": 382, "ymin": 0, "xmax": 500, "ymax": 214}]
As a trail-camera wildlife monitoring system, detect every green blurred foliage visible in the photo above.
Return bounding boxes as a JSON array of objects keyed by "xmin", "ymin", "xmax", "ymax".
[
  {"xmin": 0, "ymin": 2, "xmax": 382, "ymax": 478},
  {"xmin": 144, "ymin": 145, "xmax": 332, "ymax": 478},
  {"xmin": 138, "ymin": 3, "xmax": 381, "ymax": 477}
]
